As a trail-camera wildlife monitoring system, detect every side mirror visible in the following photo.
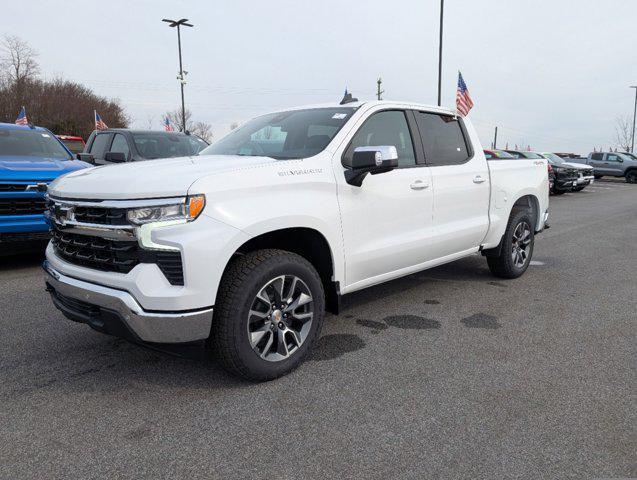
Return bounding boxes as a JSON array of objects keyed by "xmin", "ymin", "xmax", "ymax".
[
  {"xmin": 344, "ymin": 146, "xmax": 399, "ymax": 187},
  {"xmin": 76, "ymin": 152, "xmax": 95, "ymax": 164},
  {"xmin": 617, "ymin": 158, "xmax": 623, "ymax": 163},
  {"xmin": 104, "ymin": 151, "xmax": 127, "ymax": 163}
]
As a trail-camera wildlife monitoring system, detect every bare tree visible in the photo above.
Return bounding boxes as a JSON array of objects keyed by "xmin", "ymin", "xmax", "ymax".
[
  {"xmin": 163, "ymin": 108, "xmax": 213, "ymax": 141},
  {"xmin": 614, "ymin": 115, "xmax": 632, "ymax": 152},
  {"xmin": 191, "ymin": 121, "xmax": 213, "ymax": 142},
  {"xmin": 0, "ymin": 35, "xmax": 40, "ymax": 86}
]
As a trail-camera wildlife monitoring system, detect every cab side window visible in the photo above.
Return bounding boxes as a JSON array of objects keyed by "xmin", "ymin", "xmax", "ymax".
[
  {"xmin": 110, "ymin": 134, "xmax": 130, "ymax": 159},
  {"xmin": 89, "ymin": 133, "xmax": 111, "ymax": 160},
  {"xmin": 414, "ymin": 112, "xmax": 470, "ymax": 166},
  {"xmin": 607, "ymin": 154, "xmax": 619, "ymax": 162},
  {"xmin": 590, "ymin": 153, "xmax": 603, "ymax": 160},
  {"xmin": 345, "ymin": 111, "xmax": 416, "ymax": 167}
]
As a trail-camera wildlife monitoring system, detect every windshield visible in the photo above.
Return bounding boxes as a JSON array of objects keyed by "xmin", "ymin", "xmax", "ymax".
[
  {"xmin": 132, "ymin": 133, "xmax": 208, "ymax": 159},
  {"xmin": 619, "ymin": 153, "xmax": 635, "ymax": 161},
  {"xmin": 200, "ymin": 107, "xmax": 356, "ymax": 159},
  {"xmin": 542, "ymin": 153, "xmax": 565, "ymax": 164},
  {"xmin": 0, "ymin": 129, "xmax": 72, "ymax": 160}
]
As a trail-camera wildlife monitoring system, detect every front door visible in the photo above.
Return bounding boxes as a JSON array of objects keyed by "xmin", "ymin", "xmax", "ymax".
[{"xmin": 335, "ymin": 109, "xmax": 434, "ymax": 291}]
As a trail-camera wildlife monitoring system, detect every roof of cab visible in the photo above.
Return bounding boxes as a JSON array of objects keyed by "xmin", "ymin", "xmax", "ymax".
[
  {"xmin": 0, "ymin": 122, "xmax": 47, "ymax": 132},
  {"xmin": 267, "ymin": 100, "xmax": 457, "ymax": 117}
]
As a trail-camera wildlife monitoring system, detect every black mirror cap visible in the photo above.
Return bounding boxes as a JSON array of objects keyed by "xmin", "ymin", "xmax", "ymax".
[
  {"xmin": 104, "ymin": 151, "xmax": 127, "ymax": 163},
  {"xmin": 76, "ymin": 152, "xmax": 95, "ymax": 164}
]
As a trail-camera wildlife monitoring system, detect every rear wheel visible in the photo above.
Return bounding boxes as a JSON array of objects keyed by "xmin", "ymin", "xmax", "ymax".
[
  {"xmin": 487, "ymin": 210, "xmax": 535, "ymax": 279},
  {"xmin": 625, "ymin": 170, "xmax": 637, "ymax": 184},
  {"xmin": 210, "ymin": 249, "xmax": 325, "ymax": 381}
]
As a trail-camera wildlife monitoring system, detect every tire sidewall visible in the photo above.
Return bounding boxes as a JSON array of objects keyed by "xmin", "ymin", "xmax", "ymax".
[
  {"xmin": 228, "ymin": 255, "xmax": 325, "ymax": 379},
  {"xmin": 502, "ymin": 211, "xmax": 535, "ymax": 277}
]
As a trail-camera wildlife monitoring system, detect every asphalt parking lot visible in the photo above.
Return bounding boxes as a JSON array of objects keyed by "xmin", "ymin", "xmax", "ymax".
[{"xmin": 1, "ymin": 179, "xmax": 635, "ymax": 479}]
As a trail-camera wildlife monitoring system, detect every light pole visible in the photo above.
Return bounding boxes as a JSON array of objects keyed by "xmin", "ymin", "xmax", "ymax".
[
  {"xmin": 162, "ymin": 18, "xmax": 193, "ymax": 133},
  {"xmin": 437, "ymin": 0, "xmax": 444, "ymax": 106},
  {"xmin": 630, "ymin": 86, "xmax": 637, "ymax": 153}
]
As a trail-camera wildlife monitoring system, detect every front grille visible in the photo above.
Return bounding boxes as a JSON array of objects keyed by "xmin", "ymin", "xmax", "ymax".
[
  {"xmin": 73, "ymin": 206, "xmax": 128, "ymax": 225},
  {"xmin": 0, "ymin": 232, "xmax": 50, "ymax": 243},
  {"xmin": 51, "ymin": 227, "xmax": 184, "ymax": 285},
  {"xmin": 0, "ymin": 198, "xmax": 46, "ymax": 215},
  {"xmin": 51, "ymin": 289, "xmax": 100, "ymax": 318},
  {"xmin": 0, "ymin": 184, "xmax": 29, "ymax": 192},
  {"xmin": 52, "ymin": 228, "xmax": 139, "ymax": 273}
]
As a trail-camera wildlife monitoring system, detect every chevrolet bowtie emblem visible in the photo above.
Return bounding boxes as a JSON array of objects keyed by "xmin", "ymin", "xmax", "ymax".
[{"xmin": 25, "ymin": 183, "xmax": 48, "ymax": 192}]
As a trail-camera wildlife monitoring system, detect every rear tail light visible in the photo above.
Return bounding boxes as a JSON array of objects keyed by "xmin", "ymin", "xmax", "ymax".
[{"xmin": 547, "ymin": 164, "xmax": 553, "ymax": 173}]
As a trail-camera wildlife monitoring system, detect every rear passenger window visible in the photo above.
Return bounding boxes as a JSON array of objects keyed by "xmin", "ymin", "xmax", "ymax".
[
  {"xmin": 590, "ymin": 153, "xmax": 603, "ymax": 160},
  {"xmin": 414, "ymin": 112, "xmax": 470, "ymax": 166},
  {"xmin": 89, "ymin": 134, "xmax": 111, "ymax": 160}
]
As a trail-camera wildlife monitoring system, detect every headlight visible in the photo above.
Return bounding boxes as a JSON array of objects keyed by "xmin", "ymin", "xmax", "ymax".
[{"xmin": 127, "ymin": 195, "xmax": 206, "ymax": 225}]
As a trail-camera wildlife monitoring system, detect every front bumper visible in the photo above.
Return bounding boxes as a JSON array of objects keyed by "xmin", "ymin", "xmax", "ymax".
[
  {"xmin": 577, "ymin": 175, "xmax": 595, "ymax": 185},
  {"xmin": 43, "ymin": 261, "xmax": 213, "ymax": 343}
]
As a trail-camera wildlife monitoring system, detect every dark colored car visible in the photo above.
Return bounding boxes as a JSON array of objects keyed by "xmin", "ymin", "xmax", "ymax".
[
  {"xmin": 80, "ymin": 129, "xmax": 209, "ymax": 165},
  {"xmin": 506, "ymin": 150, "xmax": 578, "ymax": 195},
  {"xmin": 483, "ymin": 149, "xmax": 516, "ymax": 160}
]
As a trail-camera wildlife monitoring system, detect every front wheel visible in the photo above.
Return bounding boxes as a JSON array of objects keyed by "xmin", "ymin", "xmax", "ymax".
[
  {"xmin": 572, "ymin": 186, "xmax": 585, "ymax": 192},
  {"xmin": 594, "ymin": 175, "xmax": 603, "ymax": 180},
  {"xmin": 210, "ymin": 249, "xmax": 325, "ymax": 381},
  {"xmin": 552, "ymin": 189, "xmax": 566, "ymax": 195},
  {"xmin": 487, "ymin": 210, "xmax": 535, "ymax": 279},
  {"xmin": 625, "ymin": 171, "xmax": 637, "ymax": 184}
]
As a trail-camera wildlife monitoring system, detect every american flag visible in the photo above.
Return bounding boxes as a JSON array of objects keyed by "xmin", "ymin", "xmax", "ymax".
[
  {"xmin": 94, "ymin": 110, "xmax": 108, "ymax": 130},
  {"xmin": 15, "ymin": 106, "xmax": 28, "ymax": 126},
  {"xmin": 456, "ymin": 72, "xmax": 474, "ymax": 117},
  {"xmin": 164, "ymin": 117, "xmax": 174, "ymax": 132}
]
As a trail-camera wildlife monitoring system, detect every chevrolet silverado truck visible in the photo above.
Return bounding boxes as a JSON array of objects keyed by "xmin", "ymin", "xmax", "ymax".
[
  {"xmin": 0, "ymin": 123, "xmax": 89, "ymax": 253},
  {"xmin": 43, "ymin": 101, "xmax": 549, "ymax": 380}
]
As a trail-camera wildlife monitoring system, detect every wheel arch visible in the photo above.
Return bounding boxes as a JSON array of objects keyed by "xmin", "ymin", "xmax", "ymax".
[{"xmin": 217, "ymin": 227, "xmax": 341, "ymax": 314}]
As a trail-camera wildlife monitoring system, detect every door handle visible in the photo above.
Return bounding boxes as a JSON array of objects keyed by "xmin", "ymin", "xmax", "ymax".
[
  {"xmin": 473, "ymin": 175, "xmax": 487, "ymax": 184},
  {"xmin": 410, "ymin": 180, "xmax": 429, "ymax": 190}
]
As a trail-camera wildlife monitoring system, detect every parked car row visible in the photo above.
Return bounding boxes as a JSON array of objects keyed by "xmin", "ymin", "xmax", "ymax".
[
  {"xmin": 483, "ymin": 149, "xmax": 599, "ymax": 194},
  {"xmin": 0, "ymin": 124, "xmax": 208, "ymax": 252}
]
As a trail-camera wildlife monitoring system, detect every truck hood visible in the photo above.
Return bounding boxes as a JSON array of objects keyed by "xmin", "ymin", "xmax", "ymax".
[
  {"xmin": 48, "ymin": 155, "xmax": 278, "ymax": 200},
  {"xmin": 0, "ymin": 156, "xmax": 89, "ymax": 182},
  {"xmin": 562, "ymin": 161, "xmax": 592, "ymax": 171}
]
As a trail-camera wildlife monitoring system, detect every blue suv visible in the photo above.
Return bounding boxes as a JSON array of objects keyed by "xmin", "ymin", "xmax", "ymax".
[{"xmin": 0, "ymin": 123, "xmax": 90, "ymax": 252}]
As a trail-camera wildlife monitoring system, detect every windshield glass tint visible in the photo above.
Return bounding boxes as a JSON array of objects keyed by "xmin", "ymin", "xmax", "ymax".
[
  {"xmin": 200, "ymin": 108, "xmax": 356, "ymax": 159},
  {"xmin": 543, "ymin": 153, "xmax": 564, "ymax": 164},
  {"xmin": 132, "ymin": 133, "xmax": 207, "ymax": 159},
  {"xmin": 0, "ymin": 129, "xmax": 72, "ymax": 159},
  {"xmin": 60, "ymin": 140, "xmax": 85, "ymax": 154}
]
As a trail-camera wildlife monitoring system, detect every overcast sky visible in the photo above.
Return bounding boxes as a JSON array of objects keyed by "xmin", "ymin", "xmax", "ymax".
[{"xmin": 3, "ymin": 0, "xmax": 636, "ymax": 153}]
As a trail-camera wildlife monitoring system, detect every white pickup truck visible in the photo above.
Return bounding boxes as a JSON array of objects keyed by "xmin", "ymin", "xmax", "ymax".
[{"xmin": 44, "ymin": 100, "xmax": 549, "ymax": 380}]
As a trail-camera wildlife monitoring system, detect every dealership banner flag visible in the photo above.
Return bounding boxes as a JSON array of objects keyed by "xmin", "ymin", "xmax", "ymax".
[
  {"xmin": 456, "ymin": 72, "xmax": 474, "ymax": 117},
  {"xmin": 94, "ymin": 110, "xmax": 108, "ymax": 130},
  {"xmin": 15, "ymin": 106, "xmax": 28, "ymax": 125}
]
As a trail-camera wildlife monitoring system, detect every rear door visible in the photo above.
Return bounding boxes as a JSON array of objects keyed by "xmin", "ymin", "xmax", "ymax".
[{"xmin": 413, "ymin": 111, "xmax": 490, "ymax": 258}]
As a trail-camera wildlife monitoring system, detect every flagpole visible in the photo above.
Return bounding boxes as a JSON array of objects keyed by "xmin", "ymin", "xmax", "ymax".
[{"xmin": 437, "ymin": 0, "xmax": 444, "ymax": 106}]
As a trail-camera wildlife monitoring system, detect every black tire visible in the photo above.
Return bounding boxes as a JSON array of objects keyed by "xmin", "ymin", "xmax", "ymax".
[
  {"xmin": 552, "ymin": 189, "xmax": 566, "ymax": 195},
  {"xmin": 625, "ymin": 170, "xmax": 637, "ymax": 184},
  {"xmin": 572, "ymin": 186, "xmax": 585, "ymax": 192},
  {"xmin": 210, "ymin": 249, "xmax": 325, "ymax": 381},
  {"xmin": 487, "ymin": 210, "xmax": 535, "ymax": 279},
  {"xmin": 594, "ymin": 175, "xmax": 603, "ymax": 180}
]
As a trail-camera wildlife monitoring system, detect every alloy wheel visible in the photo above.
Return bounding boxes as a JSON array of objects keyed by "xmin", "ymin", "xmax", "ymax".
[
  {"xmin": 511, "ymin": 221, "xmax": 532, "ymax": 268},
  {"xmin": 247, "ymin": 275, "xmax": 314, "ymax": 362}
]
